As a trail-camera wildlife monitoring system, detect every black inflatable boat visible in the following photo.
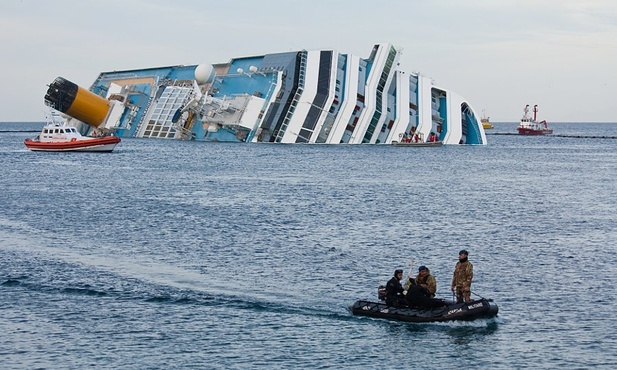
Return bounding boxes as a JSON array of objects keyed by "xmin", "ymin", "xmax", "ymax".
[{"xmin": 350, "ymin": 298, "xmax": 499, "ymax": 323}]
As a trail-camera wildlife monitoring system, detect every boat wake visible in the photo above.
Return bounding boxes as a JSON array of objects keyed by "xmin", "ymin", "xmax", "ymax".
[
  {"xmin": 2, "ymin": 272, "xmax": 353, "ymax": 323},
  {"xmin": 1, "ymin": 227, "xmax": 353, "ymax": 322}
]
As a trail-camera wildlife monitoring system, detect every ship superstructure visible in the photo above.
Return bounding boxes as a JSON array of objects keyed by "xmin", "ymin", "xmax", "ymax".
[{"xmin": 44, "ymin": 43, "xmax": 486, "ymax": 145}]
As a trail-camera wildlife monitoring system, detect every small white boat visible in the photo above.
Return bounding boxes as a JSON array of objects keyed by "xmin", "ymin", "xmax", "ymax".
[
  {"xmin": 24, "ymin": 115, "xmax": 121, "ymax": 152},
  {"xmin": 392, "ymin": 141, "xmax": 443, "ymax": 147},
  {"xmin": 393, "ymin": 131, "xmax": 442, "ymax": 146}
]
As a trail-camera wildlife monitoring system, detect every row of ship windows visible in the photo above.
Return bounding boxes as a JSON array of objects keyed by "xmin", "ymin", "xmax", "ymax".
[
  {"xmin": 42, "ymin": 128, "xmax": 78, "ymax": 134},
  {"xmin": 153, "ymin": 108, "xmax": 179, "ymax": 115},
  {"xmin": 143, "ymin": 126, "xmax": 176, "ymax": 138},
  {"xmin": 143, "ymin": 131, "xmax": 175, "ymax": 138}
]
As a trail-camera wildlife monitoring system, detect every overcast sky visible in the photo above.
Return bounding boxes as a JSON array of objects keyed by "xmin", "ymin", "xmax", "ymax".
[{"xmin": 1, "ymin": 0, "xmax": 616, "ymax": 122}]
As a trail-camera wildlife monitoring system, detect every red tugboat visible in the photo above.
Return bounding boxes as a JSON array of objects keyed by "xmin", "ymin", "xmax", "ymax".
[{"xmin": 517, "ymin": 104, "xmax": 552, "ymax": 135}]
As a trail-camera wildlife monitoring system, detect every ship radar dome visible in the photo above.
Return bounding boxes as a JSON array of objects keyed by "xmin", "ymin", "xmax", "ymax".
[{"xmin": 195, "ymin": 64, "xmax": 216, "ymax": 84}]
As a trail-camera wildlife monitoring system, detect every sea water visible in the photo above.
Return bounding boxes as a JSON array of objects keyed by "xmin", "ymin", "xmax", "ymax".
[{"xmin": 1, "ymin": 122, "xmax": 616, "ymax": 369}]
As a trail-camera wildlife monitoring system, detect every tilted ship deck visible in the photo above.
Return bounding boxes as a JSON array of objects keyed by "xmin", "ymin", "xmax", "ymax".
[{"xmin": 44, "ymin": 43, "xmax": 487, "ymax": 145}]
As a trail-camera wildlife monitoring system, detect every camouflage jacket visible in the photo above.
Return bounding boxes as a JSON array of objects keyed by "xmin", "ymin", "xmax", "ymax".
[
  {"xmin": 451, "ymin": 260, "xmax": 473, "ymax": 288},
  {"xmin": 415, "ymin": 271, "xmax": 437, "ymax": 297}
]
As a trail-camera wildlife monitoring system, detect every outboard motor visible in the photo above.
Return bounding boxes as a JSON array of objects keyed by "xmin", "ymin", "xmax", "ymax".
[{"xmin": 377, "ymin": 285, "xmax": 386, "ymax": 301}]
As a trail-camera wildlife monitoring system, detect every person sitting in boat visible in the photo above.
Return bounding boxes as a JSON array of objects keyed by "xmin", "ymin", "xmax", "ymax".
[
  {"xmin": 429, "ymin": 132, "xmax": 438, "ymax": 142},
  {"xmin": 404, "ymin": 266, "xmax": 446, "ymax": 308},
  {"xmin": 404, "ymin": 278, "xmax": 447, "ymax": 309},
  {"xmin": 385, "ymin": 269, "xmax": 406, "ymax": 307},
  {"xmin": 414, "ymin": 266, "xmax": 437, "ymax": 298}
]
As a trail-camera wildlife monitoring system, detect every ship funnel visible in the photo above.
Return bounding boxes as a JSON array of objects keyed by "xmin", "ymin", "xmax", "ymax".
[{"xmin": 44, "ymin": 77, "xmax": 110, "ymax": 128}]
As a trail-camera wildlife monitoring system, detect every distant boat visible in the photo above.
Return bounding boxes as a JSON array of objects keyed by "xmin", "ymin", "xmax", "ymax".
[
  {"xmin": 392, "ymin": 131, "xmax": 442, "ymax": 146},
  {"xmin": 24, "ymin": 112, "xmax": 121, "ymax": 152},
  {"xmin": 392, "ymin": 141, "xmax": 442, "ymax": 147},
  {"xmin": 517, "ymin": 104, "xmax": 552, "ymax": 135},
  {"xmin": 481, "ymin": 110, "xmax": 493, "ymax": 129}
]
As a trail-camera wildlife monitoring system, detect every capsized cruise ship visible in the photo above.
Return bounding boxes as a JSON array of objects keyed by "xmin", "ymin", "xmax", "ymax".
[{"xmin": 44, "ymin": 43, "xmax": 486, "ymax": 145}]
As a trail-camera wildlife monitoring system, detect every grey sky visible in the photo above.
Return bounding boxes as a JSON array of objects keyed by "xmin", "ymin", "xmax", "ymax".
[{"xmin": 1, "ymin": 0, "xmax": 616, "ymax": 122}]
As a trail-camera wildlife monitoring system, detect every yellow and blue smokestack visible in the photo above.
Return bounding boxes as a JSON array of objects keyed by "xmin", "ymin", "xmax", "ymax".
[{"xmin": 44, "ymin": 77, "xmax": 110, "ymax": 128}]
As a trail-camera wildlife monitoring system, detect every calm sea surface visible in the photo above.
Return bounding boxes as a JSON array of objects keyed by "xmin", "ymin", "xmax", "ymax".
[{"xmin": 1, "ymin": 122, "xmax": 616, "ymax": 369}]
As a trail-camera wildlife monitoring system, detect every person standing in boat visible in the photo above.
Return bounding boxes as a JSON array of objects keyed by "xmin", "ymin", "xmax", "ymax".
[
  {"xmin": 385, "ymin": 269, "xmax": 405, "ymax": 307},
  {"xmin": 451, "ymin": 250, "xmax": 473, "ymax": 303},
  {"xmin": 415, "ymin": 266, "xmax": 437, "ymax": 298}
]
